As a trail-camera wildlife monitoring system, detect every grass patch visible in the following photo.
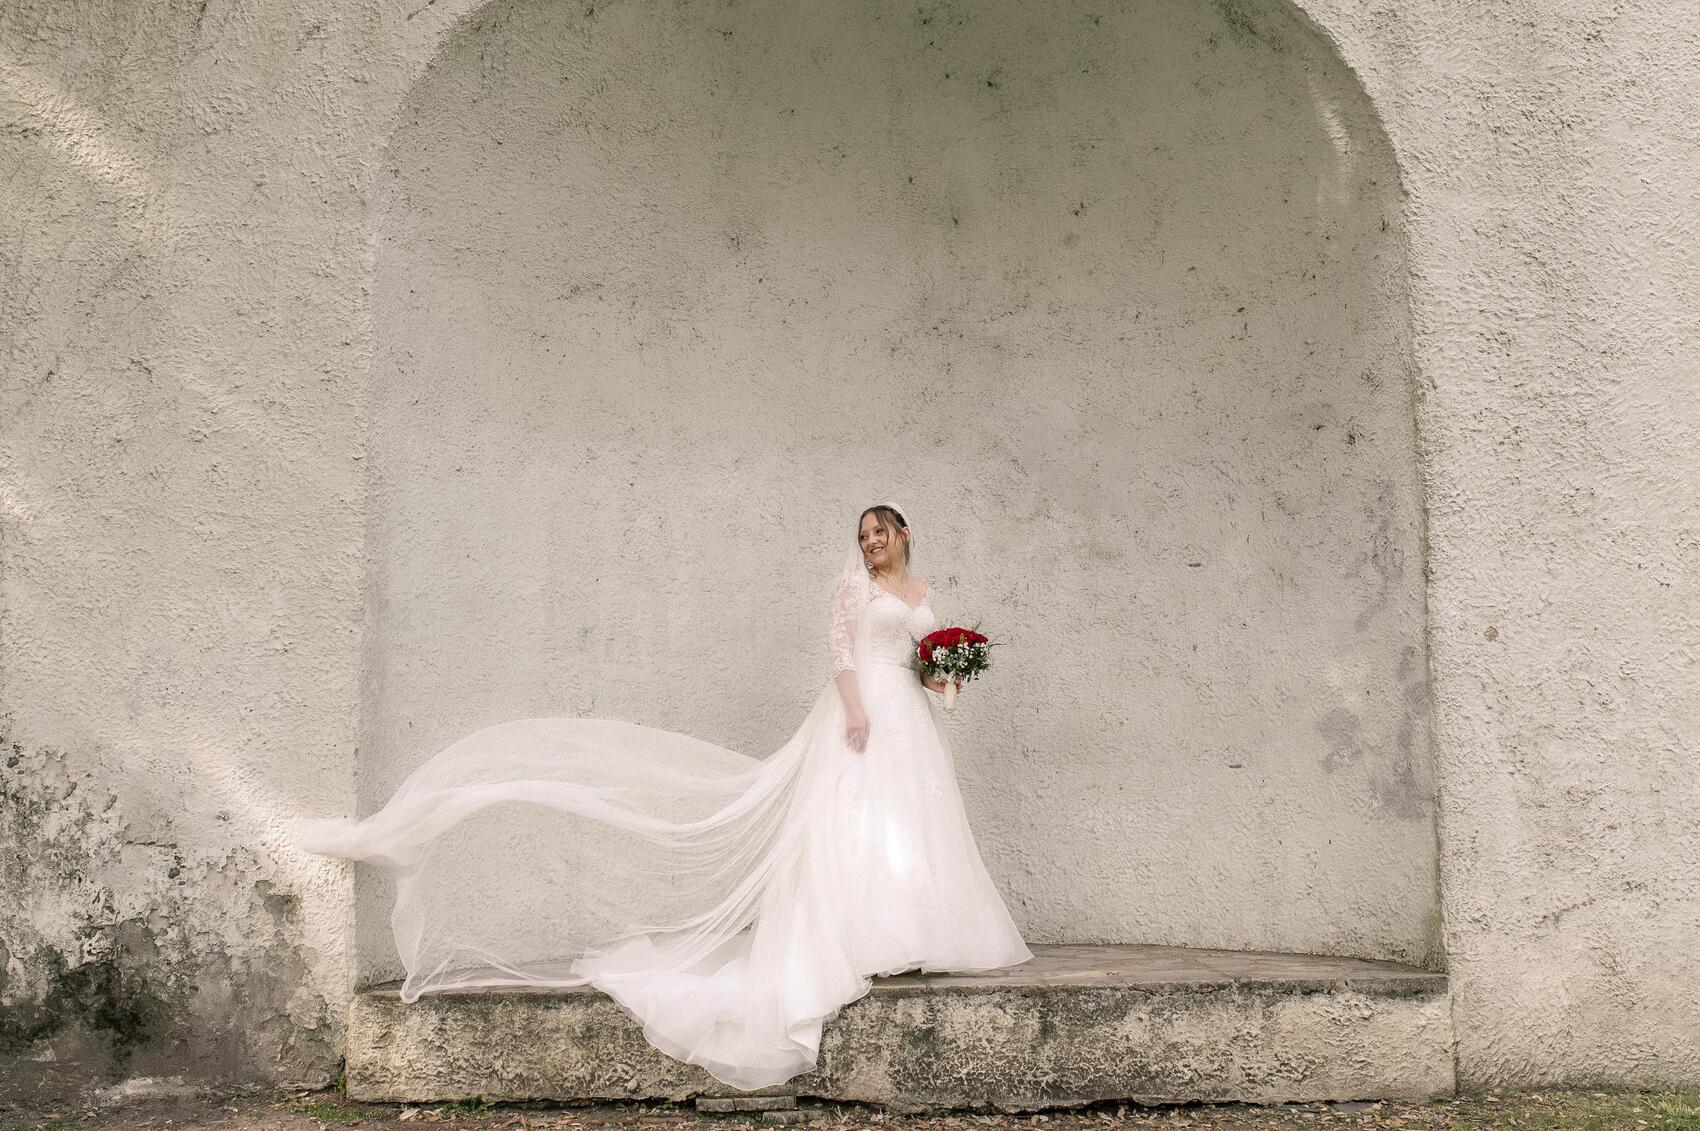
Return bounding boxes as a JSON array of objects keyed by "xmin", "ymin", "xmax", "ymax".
[
  {"xmin": 1451, "ymin": 1090, "xmax": 1700, "ymax": 1131},
  {"xmin": 433, "ymin": 1096, "xmax": 498, "ymax": 1119},
  {"xmin": 298, "ymin": 1099, "xmax": 369, "ymax": 1126}
]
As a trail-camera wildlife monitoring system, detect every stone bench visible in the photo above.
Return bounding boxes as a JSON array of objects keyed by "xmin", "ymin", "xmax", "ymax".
[{"xmin": 343, "ymin": 944, "xmax": 1453, "ymax": 1112}]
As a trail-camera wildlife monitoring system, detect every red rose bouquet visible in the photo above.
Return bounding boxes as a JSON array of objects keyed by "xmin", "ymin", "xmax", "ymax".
[{"xmin": 917, "ymin": 625, "xmax": 996, "ymax": 710}]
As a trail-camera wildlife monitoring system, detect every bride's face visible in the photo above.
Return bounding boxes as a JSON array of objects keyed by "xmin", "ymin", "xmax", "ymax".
[{"xmin": 859, "ymin": 513, "xmax": 907, "ymax": 571}]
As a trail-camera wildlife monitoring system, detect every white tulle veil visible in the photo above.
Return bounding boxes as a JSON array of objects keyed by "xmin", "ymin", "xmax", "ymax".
[{"xmin": 287, "ymin": 501, "xmax": 918, "ymax": 1010}]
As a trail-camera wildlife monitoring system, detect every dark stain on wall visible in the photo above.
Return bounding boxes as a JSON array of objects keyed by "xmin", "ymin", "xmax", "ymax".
[{"xmin": 0, "ymin": 731, "xmax": 339, "ymax": 1089}]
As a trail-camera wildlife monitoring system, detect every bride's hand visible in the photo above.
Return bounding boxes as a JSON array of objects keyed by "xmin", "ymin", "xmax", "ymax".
[
  {"xmin": 845, "ymin": 706, "xmax": 870, "ymax": 753},
  {"xmin": 921, "ymin": 675, "xmax": 964, "ymax": 694}
]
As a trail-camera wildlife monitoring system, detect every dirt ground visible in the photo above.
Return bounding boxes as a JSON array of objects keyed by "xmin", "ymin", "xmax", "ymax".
[{"xmin": 4, "ymin": 1084, "xmax": 1699, "ymax": 1131}]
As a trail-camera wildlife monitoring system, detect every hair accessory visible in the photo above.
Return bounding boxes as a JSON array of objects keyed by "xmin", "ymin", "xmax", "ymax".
[{"xmin": 881, "ymin": 500, "xmax": 912, "ymax": 543}]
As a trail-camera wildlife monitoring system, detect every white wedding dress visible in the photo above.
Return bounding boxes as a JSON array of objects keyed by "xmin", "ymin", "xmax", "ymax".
[{"xmin": 288, "ymin": 539, "xmax": 1032, "ymax": 1091}]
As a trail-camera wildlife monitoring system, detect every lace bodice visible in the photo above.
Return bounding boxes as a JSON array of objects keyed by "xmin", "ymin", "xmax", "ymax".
[
  {"xmin": 829, "ymin": 573, "xmax": 938, "ymax": 676},
  {"xmin": 865, "ymin": 584, "xmax": 938, "ymax": 666}
]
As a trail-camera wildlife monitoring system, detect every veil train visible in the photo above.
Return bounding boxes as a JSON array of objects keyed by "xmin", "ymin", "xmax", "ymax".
[{"xmin": 288, "ymin": 502, "xmax": 1031, "ymax": 1089}]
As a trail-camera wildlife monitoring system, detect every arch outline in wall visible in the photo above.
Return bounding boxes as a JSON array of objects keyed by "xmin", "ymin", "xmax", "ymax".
[{"xmin": 355, "ymin": 0, "xmax": 1443, "ymax": 984}]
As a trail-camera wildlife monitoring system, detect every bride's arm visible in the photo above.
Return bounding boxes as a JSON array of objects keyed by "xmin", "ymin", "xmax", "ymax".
[
  {"xmin": 828, "ymin": 576, "xmax": 859, "ymax": 691},
  {"xmin": 836, "ymin": 669, "xmax": 866, "ymax": 713},
  {"xmin": 829, "ymin": 576, "xmax": 870, "ymax": 750}
]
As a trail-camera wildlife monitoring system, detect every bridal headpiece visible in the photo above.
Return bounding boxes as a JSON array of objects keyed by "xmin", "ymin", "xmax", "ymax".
[
  {"xmin": 883, "ymin": 500, "xmax": 911, "ymax": 540},
  {"xmin": 872, "ymin": 499, "xmax": 913, "ymax": 564}
]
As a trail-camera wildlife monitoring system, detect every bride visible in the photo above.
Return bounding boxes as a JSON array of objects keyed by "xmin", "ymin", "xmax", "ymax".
[{"xmin": 288, "ymin": 502, "xmax": 1033, "ymax": 1091}]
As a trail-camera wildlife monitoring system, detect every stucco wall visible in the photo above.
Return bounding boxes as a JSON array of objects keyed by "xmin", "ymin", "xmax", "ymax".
[
  {"xmin": 356, "ymin": 0, "xmax": 1431, "ymax": 985},
  {"xmin": 0, "ymin": 0, "xmax": 379, "ymax": 1088},
  {"xmin": 0, "ymin": 0, "xmax": 1694, "ymax": 1095},
  {"xmin": 1293, "ymin": 0, "xmax": 1700, "ymax": 1088}
]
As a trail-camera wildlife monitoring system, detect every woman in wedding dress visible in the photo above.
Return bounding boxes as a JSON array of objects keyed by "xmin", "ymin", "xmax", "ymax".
[{"xmin": 288, "ymin": 502, "xmax": 1032, "ymax": 1091}]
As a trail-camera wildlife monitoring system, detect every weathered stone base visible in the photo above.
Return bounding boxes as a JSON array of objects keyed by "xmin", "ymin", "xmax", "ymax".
[{"xmin": 345, "ymin": 945, "xmax": 1453, "ymax": 1111}]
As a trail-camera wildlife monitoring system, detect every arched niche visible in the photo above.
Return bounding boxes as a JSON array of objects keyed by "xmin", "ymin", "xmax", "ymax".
[{"xmin": 357, "ymin": 0, "xmax": 1435, "ymax": 983}]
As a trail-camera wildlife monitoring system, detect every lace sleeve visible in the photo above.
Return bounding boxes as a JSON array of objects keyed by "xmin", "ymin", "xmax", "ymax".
[{"xmin": 828, "ymin": 573, "xmax": 858, "ymax": 678}]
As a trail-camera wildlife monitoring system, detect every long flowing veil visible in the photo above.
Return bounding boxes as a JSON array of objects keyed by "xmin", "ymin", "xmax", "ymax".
[{"xmin": 285, "ymin": 511, "xmax": 894, "ymax": 1026}]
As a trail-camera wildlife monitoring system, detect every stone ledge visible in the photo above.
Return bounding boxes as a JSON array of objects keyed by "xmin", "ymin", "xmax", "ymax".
[
  {"xmin": 344, "ymin": 944, "xmax": 1453, "ymax": 1111},
  {"xmin": 696, "ymin": 1096, "xmax": 798, "ymax": 1112}
]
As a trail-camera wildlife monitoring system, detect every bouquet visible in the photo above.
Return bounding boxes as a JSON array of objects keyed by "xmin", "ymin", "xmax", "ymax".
[{"xmin": 917, "ymin": 625, "xmax": 996, "ymax": 710}]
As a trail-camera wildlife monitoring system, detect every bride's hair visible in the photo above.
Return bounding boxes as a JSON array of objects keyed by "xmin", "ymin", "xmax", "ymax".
[{"xmin": 858, "ymin": 505, "xmax": 911, "ymax": 567}]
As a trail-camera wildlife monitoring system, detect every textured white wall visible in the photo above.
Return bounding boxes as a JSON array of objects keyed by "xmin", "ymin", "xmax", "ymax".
[
  {"xmin": 1297, "ymin": 0, "xmax": 1700, "ymax": 1088},
  {"xmin": 0, "ymin": 0, "xmax": 377, "ymax": 1087},
  {"xmin": 0, "ymin": 0, "xmax": 1694, "ymax": 1095},
  {"xmin": 356, "ymin": 0, "xmax": 1430, "ymax": 986}
]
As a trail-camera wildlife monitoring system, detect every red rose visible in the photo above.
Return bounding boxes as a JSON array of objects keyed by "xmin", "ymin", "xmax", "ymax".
[{"xmin": 920, "ymin": 626, "xmax": 988, "ymax": 660}]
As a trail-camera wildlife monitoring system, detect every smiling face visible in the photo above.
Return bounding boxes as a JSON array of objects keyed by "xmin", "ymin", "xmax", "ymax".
[{"xmin": 859, "ymin": 509, "xmax": 909, "ymax": 572}]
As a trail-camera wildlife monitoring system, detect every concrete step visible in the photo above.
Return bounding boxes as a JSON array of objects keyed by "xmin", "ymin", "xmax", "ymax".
[
  {"xmin": 696, "ymin": 1095, "xmax": 797, "ymax": 1112},
  {"xmin": 761, "ymin": 1110, "xmax": 810, "ymax": 1124},
  {"xmin": 343, "ymin": 944, "xmax": 1452, "ymax": 1111}
]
